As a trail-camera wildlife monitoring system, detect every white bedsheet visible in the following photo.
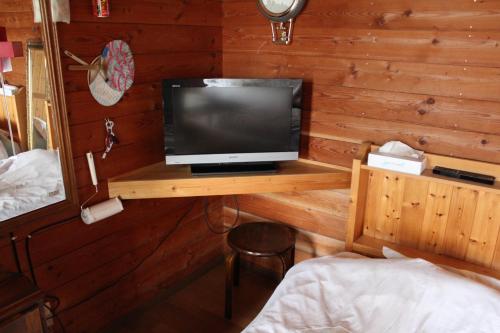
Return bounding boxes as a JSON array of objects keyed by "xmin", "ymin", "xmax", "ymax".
[
  {"xmin": 243, "ymin": 253, "xmax": 500, "ymax": 333},
  {"xmin": 0, "ymin": 149, "xmax": 65, "ymax": 221}
]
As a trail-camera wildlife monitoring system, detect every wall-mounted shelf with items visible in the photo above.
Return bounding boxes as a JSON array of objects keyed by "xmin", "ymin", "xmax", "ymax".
[
  {"xmin": 347, "ymin": 143, "xmax": 500, "ymax": 280},
  {"xmin": 108, "ymin": 161, "xmax": 351, "ymax": 199}
]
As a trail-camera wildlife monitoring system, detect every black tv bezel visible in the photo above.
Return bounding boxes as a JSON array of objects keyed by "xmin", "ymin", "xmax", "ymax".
[{"xmin": 162, "ymin": 78, "xmax": 303, "ymax": 165}]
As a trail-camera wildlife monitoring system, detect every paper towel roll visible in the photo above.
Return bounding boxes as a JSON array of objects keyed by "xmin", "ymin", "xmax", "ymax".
[{"xmin": 81, "ymin": 197, "xmax": 124, "ymax": 225}]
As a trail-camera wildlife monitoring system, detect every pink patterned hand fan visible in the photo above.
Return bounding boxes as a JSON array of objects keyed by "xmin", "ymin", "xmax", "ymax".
[{"xmin": 101, "ymin": 40, "xmax": 135, "ymax": 92}]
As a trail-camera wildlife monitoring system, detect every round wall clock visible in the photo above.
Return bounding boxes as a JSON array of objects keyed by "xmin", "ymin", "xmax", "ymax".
[
  {"xmin": 258, "ymin": 0, "xmax": 306, "ymax": 21},
  {"xmin": 257, "ymin": 0, "xmax": 307, "ymax": 45}
]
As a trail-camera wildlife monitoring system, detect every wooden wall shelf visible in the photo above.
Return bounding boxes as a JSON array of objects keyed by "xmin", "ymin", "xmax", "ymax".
[
  {"xmin": 346, "ymin": 143, "xmax": 500, "ymax": 279},
  {"xmin": 108, "ymin": 161, "xmax": 351, "ymax": 199},
  {"xmin": 361, "ymin": 165, "xmax": 500, "ymax": 195}
]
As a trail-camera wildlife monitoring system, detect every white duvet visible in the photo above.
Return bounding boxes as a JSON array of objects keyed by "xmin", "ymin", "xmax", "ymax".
[
  {"xmin": 243, "ymin": 253, "xmax": 500, "ymax": 333},
  {"xmin": 0, "ymin": 149, "xmax": 65, "ymax": 221}
]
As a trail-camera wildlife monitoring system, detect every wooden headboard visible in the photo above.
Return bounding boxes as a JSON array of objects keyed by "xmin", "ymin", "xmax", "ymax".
[{"xmin": 347, "ymin": 143, "xmax": 500, "ymax": 279}]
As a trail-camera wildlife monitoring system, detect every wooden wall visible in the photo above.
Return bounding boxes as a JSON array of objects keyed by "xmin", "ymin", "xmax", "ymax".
[
  {"xmin": 1, "ymin": 1, "xmax": 223, "ymax": 333},
  {"xmin": 0, "ymin": 0, "xmax": 41, "ymax": 86},
  {"xmin": 2, "ymin": 1, "xmax": 500, "ymax": 331},
  {"xmin": 222, "ymin": 0, "xmax": 500, "ymax": 250}
]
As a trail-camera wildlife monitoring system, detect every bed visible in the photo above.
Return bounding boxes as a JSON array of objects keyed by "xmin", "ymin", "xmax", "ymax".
[
  {"xmin": 243, "ymin": 251, "xmax": 500, "ymax": 333},
  {"xmin": 0, "ymin": 149, "xmax": 65, "ymax": 221},
  {"xmin": 244, "ymin": 144, "xmax": 500, "ymax": 333}
]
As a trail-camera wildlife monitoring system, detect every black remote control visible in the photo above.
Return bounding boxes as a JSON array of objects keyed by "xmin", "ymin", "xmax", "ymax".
[{"xmin": 432, "ymin": 166, "xmax": 495, "ymax": 185}]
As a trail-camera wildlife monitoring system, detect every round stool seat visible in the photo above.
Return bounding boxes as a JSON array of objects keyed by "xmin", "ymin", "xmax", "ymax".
[{"xmin": 227, "ymin": 222, "xmax": 295, "ymax": 257}]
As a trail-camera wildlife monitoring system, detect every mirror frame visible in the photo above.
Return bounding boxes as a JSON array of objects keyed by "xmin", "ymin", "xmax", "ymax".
[
  {"xmin": 0, "ymin": 0, "xmax": 78, "ymax": 235},
  {"xmin": 257, "ymin": 0, "xmax": 307, "ymax": 22}
]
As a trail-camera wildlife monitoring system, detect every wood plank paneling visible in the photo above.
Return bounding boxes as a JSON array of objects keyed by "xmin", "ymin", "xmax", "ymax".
[
  {"xmin": 418, "ymin": 183, "xmax": 453, "ymax": 253},
  {"xmin": 224, "ymin": 0, "xmax": 500, "ymax": 31},
  {"xmin": 49, "ymin": 1, "xmax": 223, "ymax": 328},
  {"xmin": 362, "ymin": 171, "xmax": 384, "ymax": 238},
  {"xmin": 1, "ymin": 2, "xmax": 499, "ymax": 331},
  {"xmin": 223, "ymin": 0, "xmax": 500, "ymax": 252},
  {"xmin": 69, "ymin": 0, "xmax": 222, "ymax": 26},
  {"xmin": 349, "ymin": 150, "xmax": 500, "ymax": 271},
  {"xmin": 443, "ymin": 187, "xmax": 479, "ymax": 259},
  {"xmin": 398, "ymin": 179, "xmax": 429, "ymax": 247},
  {"xmin": 300, "ymin": 136, "xmax": 360, "ymax": 168},
  {"xmin": 63, "ymin": 52, "xmax": 222, "ymax": 93},
  {"xmin": 225, "ymin": 191, "xmax": 348, "ymax": 241},
  {"xmin": 1, "ymin": 2, "xmax": 224, "ymax": 333},
  {"xmin": 307, "ymin": 86, "xmax": 500, "ymax": 136},
  {"xmin": 1, "ymin": 0, "xmax": 41, "ymax": 86},
  {"xmin": 467, "ymin": 192, "xmax": 500, "ymax": 268}
]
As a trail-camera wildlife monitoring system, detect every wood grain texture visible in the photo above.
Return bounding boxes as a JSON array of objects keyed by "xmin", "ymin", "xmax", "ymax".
[
  {"xmin": 398, "ymin": 178, "xmax": 429, "ymax": 247},
  {"xmin": 346, "ymin": 146, "xmax": 500, "ymax": 277},
  {"xmin": 1, "ymin": 0, "xmax": 41, "ymax": 86},
  {"xmin": 224, "ymin": 0, "xmax": 500, "ymax": 31},
  {"xmin": 108, "ymin": 161, "xmax": 351, "ymax": 199},
  {"xmin": 1, "ymin": 2, "xmax": 224, "ymax": 333},
  {"xmin": 224, "ymin": 191, "xmax": 349, "ymax": 241},
  {"xmin": 52, "ymin": 2, "xmax": 223, "ymax": 328},
  {"xmin": 223, "ymin": 0, "xmax": 500, "ymax": 245},
  {"xmin": 418, "ymin": 182, "xmax": 454, "ymax": 253},
  {"xmin": 467, "ymin": 192, "xmax": 500, "ymax": 269},
  {"xmin": 348, "ymin": 145, "xmax": 500, "ymax": 274}
]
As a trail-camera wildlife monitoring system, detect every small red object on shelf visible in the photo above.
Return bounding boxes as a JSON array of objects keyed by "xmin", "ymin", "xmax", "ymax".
[{"xmin": 93, "ymin": 0, "xmax": 110, "ymax": 18}]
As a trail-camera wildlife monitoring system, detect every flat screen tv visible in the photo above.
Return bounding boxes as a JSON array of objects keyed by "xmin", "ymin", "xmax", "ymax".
[{"xmin": 163, "ymin": 78, "xmax": 302, "ymax": 174}]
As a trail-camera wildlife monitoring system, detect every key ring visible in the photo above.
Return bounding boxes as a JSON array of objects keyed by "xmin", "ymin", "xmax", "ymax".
[{"xmin": 102, "ymin": 118, "xmax": 118, "ymax": 159}]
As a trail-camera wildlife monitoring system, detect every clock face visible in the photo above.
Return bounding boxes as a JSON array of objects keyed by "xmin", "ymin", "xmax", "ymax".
[{"xmin": 260, "ymin": 0, "xmax": 295, "ymax": 14}]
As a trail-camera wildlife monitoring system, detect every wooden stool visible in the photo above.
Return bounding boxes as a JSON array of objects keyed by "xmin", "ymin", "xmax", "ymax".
[{"xmin": 224, "ymin": 222, "xmax": 295, "ymax": 319}]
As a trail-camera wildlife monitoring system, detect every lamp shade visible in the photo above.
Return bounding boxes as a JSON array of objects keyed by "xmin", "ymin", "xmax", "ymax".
[
  {"xmin": 0, "ymin": 26, "xmax": 23, "ymax": 73},
  {"xmin": 0, "ymin": 42, "xmax": 23, "ymax": 58}
]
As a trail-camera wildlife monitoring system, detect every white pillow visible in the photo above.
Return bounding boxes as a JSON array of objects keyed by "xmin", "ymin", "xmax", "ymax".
[
  {"xmin": 382, "ymin": 246, "xmax": 407, "ymax": 259},
  {"xmin": 382, "ymin": 246, "xmax": 500, "ymax": 291}
]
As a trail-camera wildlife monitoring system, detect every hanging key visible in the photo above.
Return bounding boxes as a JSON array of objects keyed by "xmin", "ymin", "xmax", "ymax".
[{"xmin": 102, "ymin": 118, "xmax": 118, "ymax": 159}]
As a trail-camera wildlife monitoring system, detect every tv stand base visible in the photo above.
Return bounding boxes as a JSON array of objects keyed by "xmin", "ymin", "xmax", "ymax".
[{"xmin": 190, "ymin": 162, "xmax": 278, "ymax": 176}]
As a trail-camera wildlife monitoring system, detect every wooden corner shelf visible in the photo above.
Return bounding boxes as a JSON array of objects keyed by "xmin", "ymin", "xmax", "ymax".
[{"xmin": 108, "ymin": 161, "xmax": 351, "ymax": 199}]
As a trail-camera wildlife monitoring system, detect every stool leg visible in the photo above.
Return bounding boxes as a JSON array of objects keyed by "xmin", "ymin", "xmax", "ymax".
[
  {"xmin": 279, "ymin": 255, "xmax": 287, "ymax": 280},
  {"xmin": 233, "ymin": 252, "xmax": 240, "ymax": 287},
  {"xmin": 225, "ymin": 251, "xmax": 236, "ymax": 319}
]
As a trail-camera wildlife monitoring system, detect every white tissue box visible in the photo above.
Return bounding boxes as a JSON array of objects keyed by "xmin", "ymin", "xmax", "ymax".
[{"xmin": 368, "ymin": 150, "xmax": 427, "ymax": 175}]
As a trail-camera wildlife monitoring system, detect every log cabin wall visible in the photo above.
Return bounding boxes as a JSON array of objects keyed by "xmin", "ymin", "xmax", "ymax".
[
  {"xmin": 0, "ymin": 0, "xmax": 41, "ymax": 86},
  {"xmin": 222, "ymin": 0, "xmax": 500, "ymax": 255},
  {"xmin": 1, "ymin": 1, "xmax": 223, "ymax": 333}
]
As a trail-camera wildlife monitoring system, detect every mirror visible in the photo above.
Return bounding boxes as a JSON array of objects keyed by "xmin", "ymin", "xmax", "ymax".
[
  {"xmin": 27, "ymin": 41, "xmax": 53, "ymax": 151},
  {"xmin": 0, "ymin": 0, "xmax": 77, "ymax": 225},
  {"xmin": 257, "ymin": 0, "xmax": 307, "ymax": 45}
]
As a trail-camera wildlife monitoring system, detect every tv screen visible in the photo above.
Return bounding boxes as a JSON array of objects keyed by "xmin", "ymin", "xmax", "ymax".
[{"xmin": 163, "ymin": 78, "xmax": 302, "ymax": 165}]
